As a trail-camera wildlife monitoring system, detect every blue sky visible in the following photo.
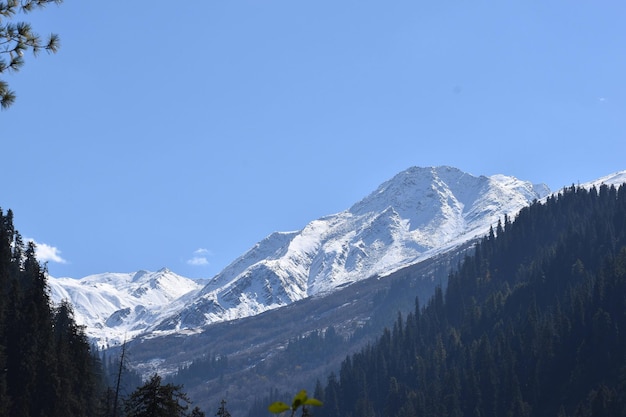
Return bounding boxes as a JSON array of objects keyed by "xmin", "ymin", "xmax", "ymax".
[{"xmin": 2, "ymin": 1, "xmax": 625, "ymax": 278}]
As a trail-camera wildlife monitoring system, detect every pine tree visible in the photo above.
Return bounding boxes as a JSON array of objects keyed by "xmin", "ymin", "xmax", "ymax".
[
  {"xmin": 124, "ymin": 374, "xmax": 201, "ymax": 417},
  {"xmin": 0, "ymin": 0, "xmax": 63, "ymax": 109},
  {"xmin": 0, "ymin": 208, "xmax": 106, "ymax": 416},
  {"xmin": 215, "ymin": 399, "xmax": 230, "ymax": 417}
]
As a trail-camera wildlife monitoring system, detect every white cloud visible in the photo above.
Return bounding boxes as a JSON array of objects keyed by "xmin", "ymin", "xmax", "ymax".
[
  {"xmin": 28, "ymin": 239, "xmax": 68, "ymax": 264},
  {"xmin": 187, "ymin": 256, "xmax": 209, "ymax": 266},
  {"xmin": 186, "ymin": 248, "xmax": 212, "ymax": 266}
]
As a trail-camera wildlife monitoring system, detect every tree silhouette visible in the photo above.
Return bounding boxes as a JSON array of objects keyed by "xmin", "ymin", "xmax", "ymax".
[
  {"xmin": 0, "ymin": 0, "xmax": 62, "ymax": 109},
  {"xmin": 124, "ymin": 374, "xmax": 203, "ymax": 417}
]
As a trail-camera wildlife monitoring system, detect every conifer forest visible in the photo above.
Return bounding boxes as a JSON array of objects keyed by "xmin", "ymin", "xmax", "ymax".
[{"xmin": 311, "ymin": 184, "xmax": 626, "ymax": 417}]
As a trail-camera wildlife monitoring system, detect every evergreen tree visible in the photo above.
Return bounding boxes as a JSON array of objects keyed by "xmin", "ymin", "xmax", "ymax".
[
  {"xmin": 0, "ymin": 208, "xmax": 106, "ymax": 416},
  {"xmin": 0, "ymin": 0, "xmax": 62, "ymax": 109},
  {"xmin": 215, "ymin": 399, "xmax": 230, "ymax": 417},
  {"xmin": 124, "ymin": 374, "xmax": 201, "ymax": 417}
]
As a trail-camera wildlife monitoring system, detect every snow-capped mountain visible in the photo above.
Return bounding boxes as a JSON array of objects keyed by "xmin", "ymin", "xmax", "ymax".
[
  {"xmin": 586, "ymin": 170, "xmax": 626, "ymax": 189},
  {"xmin": 153, "ymin": 166, "xmax": 550, "ymax": 332},
  {"xmin": 48, "ymin": 268, "xmax": 203, "ymax": 347},
  {"xmin": 48, "ymin": 166, "xmax": 626, "ymax": 346}
]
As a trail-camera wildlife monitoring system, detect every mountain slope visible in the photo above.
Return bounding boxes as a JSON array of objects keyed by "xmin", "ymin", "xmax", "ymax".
[
  {"xmin": 109, "ymin": 172, "xmax": 626, "ymax": 415},
  {"xmin": 44, "ymin": 168, "xmax": 626, "ymax": 415},
  {"xmin": 123, "ymin": 245, "xmax": 470, "ymax": 415},
  {"xmin": 159, "ymin": 166, "xmax": 550, "ymax": 332},
  {"xmin": 320, "ymin": 182, "xmax": 626, "ymax": 417}
]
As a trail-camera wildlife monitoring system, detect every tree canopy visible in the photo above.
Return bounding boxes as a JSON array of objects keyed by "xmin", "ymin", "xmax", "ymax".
[
  {"xmin": 0, "ymin": 0, "xmax": 62, "ymax": 109},
  {"xmin": 124, "ymin": 374, "xmax": 205, "ymax": 417}
]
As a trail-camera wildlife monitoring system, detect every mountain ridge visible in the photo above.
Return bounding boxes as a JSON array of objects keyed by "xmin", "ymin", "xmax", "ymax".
[
  {"xmin": 48, "ymin": 267, "xmax": 204, "ymax": 347},
  {"xmin": 48, "ymin": 166, "xmax": 625, "ymax": 347},
  {"xmin": 160, "ymin": 166, "xmax": 550, "ymax": 336}
]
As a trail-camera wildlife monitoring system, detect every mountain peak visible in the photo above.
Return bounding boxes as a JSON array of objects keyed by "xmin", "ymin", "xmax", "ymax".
[
  {"xmin": 132, "ymin": 270, "xmax": 150, "ymax": 282},
  {"xmin": 349, "ymin": 165, "xmax": 475, "ymax": 217},
  {"xmin": 155, "ymin": 166, "xmax": 550, "ymax": 334}
]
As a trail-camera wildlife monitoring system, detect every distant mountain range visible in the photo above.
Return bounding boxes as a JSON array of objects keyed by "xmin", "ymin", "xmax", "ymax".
[
  {"xmin": 48, "ymin": 166, "xmax": 626, "ymax": 348},
  {"xmin": 48, "ymin": 268, "xmax": 204, "ymax": 347}
]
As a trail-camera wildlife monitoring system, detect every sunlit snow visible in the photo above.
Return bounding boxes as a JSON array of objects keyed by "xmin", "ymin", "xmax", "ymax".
[{"xmin": 48, "ymin": 166, "xmax": 626, "ymax": 346}]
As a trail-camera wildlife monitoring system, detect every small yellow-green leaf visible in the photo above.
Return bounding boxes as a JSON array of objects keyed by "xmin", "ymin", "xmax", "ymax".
[
  {"xmin": 268, "ymin": 402, "xmax": 290, "ymax": 414},
  {"xmin": 304, "ymin": 398, "xmax": 323, "ymax": 407},
  {"xmin": 292, "ymin": 390, "xmax": 308, "ymax": 409}
]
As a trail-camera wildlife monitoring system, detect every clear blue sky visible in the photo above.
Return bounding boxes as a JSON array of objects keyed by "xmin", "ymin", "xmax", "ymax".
[{"xmin": 2, "ymin": 1, "xmax": 625, "ymax": 278}]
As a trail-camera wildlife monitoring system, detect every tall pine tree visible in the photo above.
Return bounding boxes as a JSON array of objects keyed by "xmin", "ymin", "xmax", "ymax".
[{"xmin": 0, "ymin": 208, "xmax": 106, "ymax": 416}]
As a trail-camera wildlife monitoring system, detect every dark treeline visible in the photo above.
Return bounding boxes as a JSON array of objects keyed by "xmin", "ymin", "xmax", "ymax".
[
  {"xmin": 99, "ymin": 347, "xmax": 144, "ymax": 411},
  {"xmin": 166, "ymin": 353, "xmax": 229, "ymax": 387},
  {"xmin": 244, "ymin": 329, "xmax": 345, "ymax": 417},
  {"xmin": 247, "ymin": 388, "xmax": 285, "ymax": 417},
  {"xmin": 0, "ymin": 208, "xmax": 206, "ymax": 417},
  {"xmin": 0, "ymin": 208, "xmax": 105, "ymax": 416},
  {"xmin": 283, "ymin": 326, "xmax": 344, "ymax": 364},
  {"xmin": 315, "ymin": 184, "xmax": 626, "ymax": 417}
]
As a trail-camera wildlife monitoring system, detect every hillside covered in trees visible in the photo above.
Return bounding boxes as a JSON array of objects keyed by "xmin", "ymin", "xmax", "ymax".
[
  {"xmin": 311, "ymin": 184, "xmax": 626, "ymax": 417},
  {"xmin": 0, "ymin": 208, "xmax": 104, "ymax": 416}
]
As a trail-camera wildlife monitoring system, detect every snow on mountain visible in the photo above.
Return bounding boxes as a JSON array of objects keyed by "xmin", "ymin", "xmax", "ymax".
[
  {"xmin": 48, "ymin": 268, "xmax": 203, "ymax": 347},
  {"xmin": 157, "ymin": 166, "xmax": 550, "ymax": 332},
  {"xmin": 582, "ymin": 170, "xmax": 626, "ymax": 190},
  {"xmin": 51, "ymin": 167, "xmax": 625, "ymax": 346}
]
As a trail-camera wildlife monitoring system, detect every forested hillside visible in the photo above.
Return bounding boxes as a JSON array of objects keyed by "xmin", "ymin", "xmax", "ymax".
[
  {"xmin": 0, "ymin": 209, "xmax": 104, "ymax": 416},
  {"xmin": 315, "ymin": 184, "xmax": 626, "ymax": 417}
]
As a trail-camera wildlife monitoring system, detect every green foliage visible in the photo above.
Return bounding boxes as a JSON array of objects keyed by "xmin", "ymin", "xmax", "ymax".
[
  {"xmin": 0, "ymin": 0, "xmax": 62, "ymax": 109},
  {"xmin": 268, "ymin": 389, "xmax": 323, "ymax": 417}
]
